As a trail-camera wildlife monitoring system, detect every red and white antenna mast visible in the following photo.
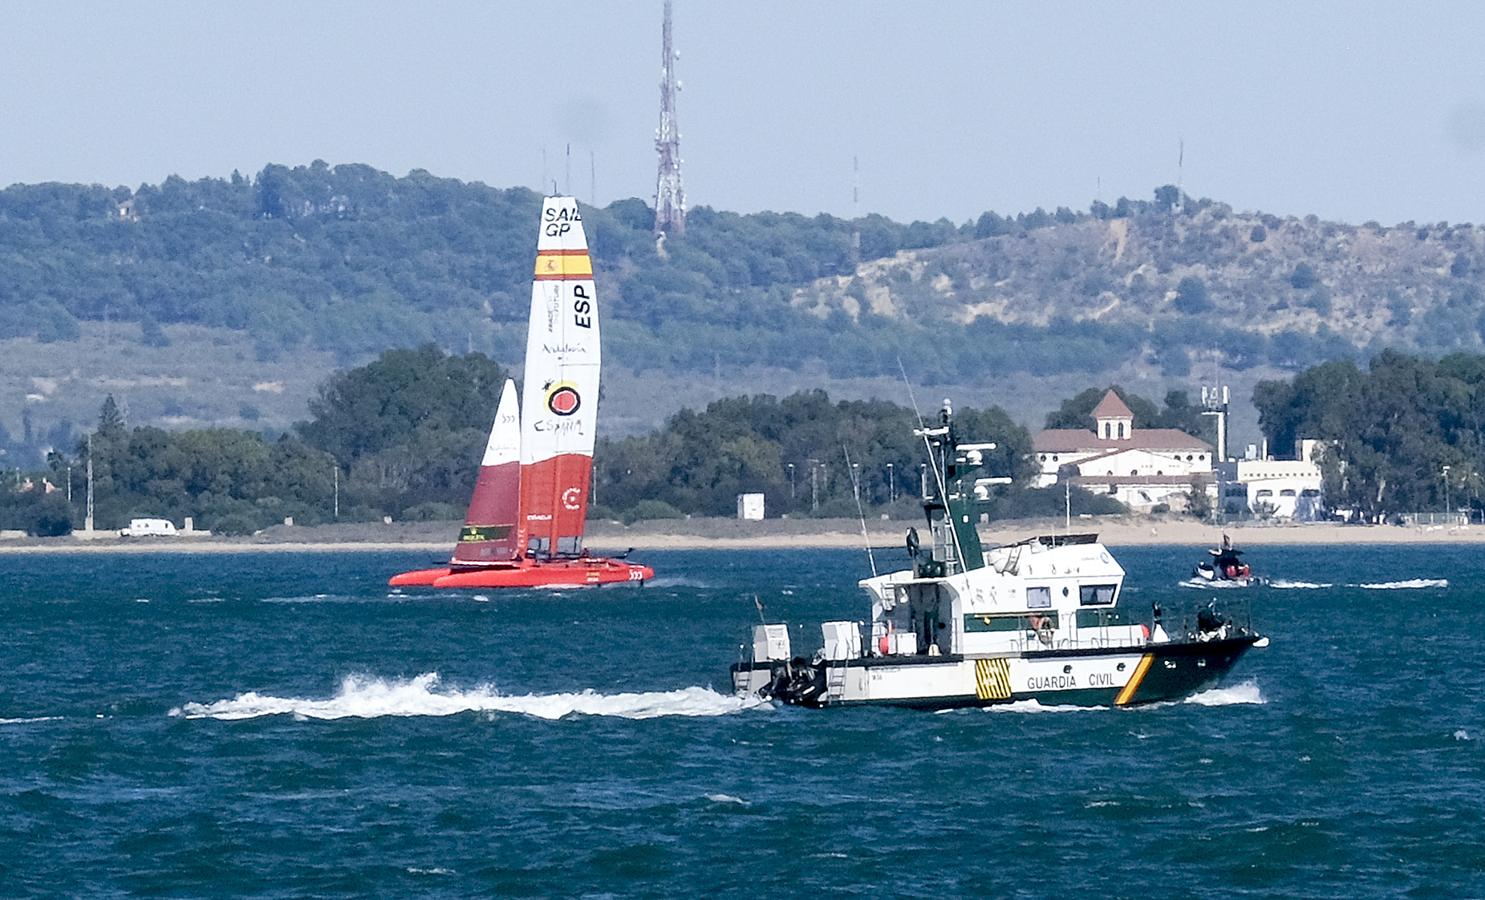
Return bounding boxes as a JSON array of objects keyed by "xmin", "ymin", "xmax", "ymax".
[{"xmin": 653, "ymin": 0, "xmax": 686, "ymax": 238}]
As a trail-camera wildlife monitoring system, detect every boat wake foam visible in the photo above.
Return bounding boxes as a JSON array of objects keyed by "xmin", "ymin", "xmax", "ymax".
[
  {"xmin": 984, "ymin": 699, "xmax": 1108, "ymax": 714},
  {"xmin": 705, "ymin": 793, "xmax": 750, "ymax": 805},
  {"xmin": 1185, "ymin": 681, "xmax": 1264, "ymax": 706},
  {"xmin": 169, "ymin": 673, "xmax": 766, "ymax": 722},
  {"xmin": 1188, "ymin": 578, "xmax": 1447, "ymax": 591},
  {"xmin": 0, "ymin": 716, "xmax": 63, "ymax": 726},
  {"xmin": 1358, "ymin": 578, "xmax": 1448, "ymax": 590}
]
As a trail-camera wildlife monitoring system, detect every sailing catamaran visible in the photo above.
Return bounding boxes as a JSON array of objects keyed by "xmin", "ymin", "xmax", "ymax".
[{"xmin": 390, "ymin": 196, "xmax": 653, "ymax": 589}]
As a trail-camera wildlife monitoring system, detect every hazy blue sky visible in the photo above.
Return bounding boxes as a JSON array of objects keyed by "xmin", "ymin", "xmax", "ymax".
[{"xmin": 4, "ymin": 2, "xmax": 1485, "ymax": 226}]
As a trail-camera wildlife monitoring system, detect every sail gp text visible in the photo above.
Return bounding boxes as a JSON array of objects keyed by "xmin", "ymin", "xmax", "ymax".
[{"xmin": 544, "ymin": 205, "xmax": 582, "ymax": 232}]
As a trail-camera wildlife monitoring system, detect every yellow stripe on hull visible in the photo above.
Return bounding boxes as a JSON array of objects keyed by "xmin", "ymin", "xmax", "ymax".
[
  {"xmin": 1114, "ymin": 653, "xmax": 1155, "ymax": 706},
  {"xmin": 534, "ymin": 252, "xmax": 593, "ymax": 279},
  {"xmin": 974, "ymin": 657, "xmax": 1012, "ymax": 701}
]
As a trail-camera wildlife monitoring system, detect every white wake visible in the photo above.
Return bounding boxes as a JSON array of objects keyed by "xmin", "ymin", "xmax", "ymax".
[
  {"xmin": 1178, "ymin": 578, "xmax": 1249, "ymax": 589},
  {"xmin": 983, "ymin": 699, "xmax": 1109, "ymax": 714},
  {"xmin": 170, "ymin": 673, "xmax": 766, "ymax": 721},
  {"xmin": 1185, "ymin": 681, "xmax": 1265, "ymax": 706},
  {"xmin": 1195, "ymin": 578, "xmax": 1447, "ymax": 590},
  {"xmin": 1358, "ymin": 578, "xmax": 1448, "ymax": 590}
]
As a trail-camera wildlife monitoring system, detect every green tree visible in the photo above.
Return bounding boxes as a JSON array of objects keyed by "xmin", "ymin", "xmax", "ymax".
[
  {"xmin": 1173, "ymin": 276, "xmax": 1210, "ymax": 313},
  {"xmin": 1289, "ymin": 262, "xmax": 1318, "ymax": 289}
]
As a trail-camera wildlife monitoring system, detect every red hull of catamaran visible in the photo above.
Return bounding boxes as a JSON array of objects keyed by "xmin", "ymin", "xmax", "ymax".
[
  {"xmin": 388, "ymin": 567, "xmax": 454, "ymax": 587},
  {"xmin": 389, "ymin": 559, "xmax": 653, "ymax": 589}
]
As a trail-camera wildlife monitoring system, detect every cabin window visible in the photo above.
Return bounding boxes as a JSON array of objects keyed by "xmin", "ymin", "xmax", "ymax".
[
  {"xmin": 1255, "ymin": 489, "xmax": 1274, "ymax": 498},
  {"xmin": 1301, "ymin": 488, "xmax": 1320, "ymax": 497},
  {"xmin": 965, "ymin": 612, "xmax": 1060, "ymax": 633},
  {"xmin": 1079, "ymin": 584, "xmax": 1117, "ymax": 606},
  {"xmin": 1280, "ymin": 489, "xmax": 1296, "ymax": 497},
  {"xmin": 1075, "ymin": 607, "xmax": 1136, "ymax": 628},
  {"xmin": 1026, "ymin": 586, "xmax": 1051, "ymax": 609}
]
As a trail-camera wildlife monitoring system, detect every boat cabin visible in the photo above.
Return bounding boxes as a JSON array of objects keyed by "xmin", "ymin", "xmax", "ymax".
[{"xmin": 858, "ymin": 532, "xmax": 1142, "ymax": 659}]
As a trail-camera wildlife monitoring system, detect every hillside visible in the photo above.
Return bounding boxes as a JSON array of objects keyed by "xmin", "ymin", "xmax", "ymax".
[
  {"xmin": 796, "ymin": 191, "xmax": 1485, "ymax": 376},
  {"xmin": 2, "ymin": 165, "xmax": 1483, "ymax": 459}
]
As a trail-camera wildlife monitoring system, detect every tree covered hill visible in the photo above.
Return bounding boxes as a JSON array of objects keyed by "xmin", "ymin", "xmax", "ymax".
[
  {"xmin": 798, "ymin": 189, "xmax": 1485, "ymax": 378},
  {"xmin": 6, "ymin": 162, "xmax": 1485, "ymax": 447},
  {"xmin": 0, "ymin": 162, "xmax": 964, "ymax": 369}
]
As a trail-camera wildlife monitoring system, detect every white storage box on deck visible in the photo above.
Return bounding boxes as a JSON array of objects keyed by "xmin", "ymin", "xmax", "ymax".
[
  {"xmin": 753, "ymin": 624, "xmax": 791, "ymax": 661},
  {"xmin": 821, "ymin": 621, "xmax": 862, "ymax": 660},
  {"xmin": 890, "ymin": 632, "xmax": 919, "ymax": 655}
]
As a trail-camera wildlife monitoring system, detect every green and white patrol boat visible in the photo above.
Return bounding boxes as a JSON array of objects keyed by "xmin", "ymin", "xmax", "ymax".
[{"xmin": 731, "ymin": 402, "xmax": 1268, "ymax": 710}]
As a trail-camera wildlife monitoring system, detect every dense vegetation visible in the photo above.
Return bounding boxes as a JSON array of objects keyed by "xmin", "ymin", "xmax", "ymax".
[
  {"xmin": 1042, "ymin": 386, "xmax": 1210, "ymax": 438},
  {"xmin": 6, "ymin": 162, "xmax": 1445, "ymax": 398},
  {"xmin": 1254, "ymin": 351, "xmax": 1485, "ymax": 520},
  {"xmin": 0, "ymin": 163, "xmax": 982, "ymax": 374},
  {"xmin": 0, "ymin": 347, "xmax": 1129, "ymax": 535}
]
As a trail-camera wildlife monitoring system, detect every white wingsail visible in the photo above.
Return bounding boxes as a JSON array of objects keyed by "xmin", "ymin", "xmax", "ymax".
[{"xmin": 518, "ymin": 196, "xmax": 600, "ymax": 556}]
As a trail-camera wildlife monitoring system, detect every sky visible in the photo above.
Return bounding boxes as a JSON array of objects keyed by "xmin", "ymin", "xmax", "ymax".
[{"xmin": 4, "ymin": 2, "xmax": 1485, "ymax": 226}]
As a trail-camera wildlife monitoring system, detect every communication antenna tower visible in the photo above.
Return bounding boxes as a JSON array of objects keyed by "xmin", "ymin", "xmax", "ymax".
[
  {"xmin": 1175, "ymin": 137, "xmax": 1185, "ymax": 214},
  {"xmin": 1199, "ymin": 349, "xmax": 1230, "ymax": 462},
  {"xmin": 653, "ymin": 0, "xmax": 686, "ymax": 238},
  {"xmin": 850, "ymin": 155, "xmax": 861, "ymax": 263}
]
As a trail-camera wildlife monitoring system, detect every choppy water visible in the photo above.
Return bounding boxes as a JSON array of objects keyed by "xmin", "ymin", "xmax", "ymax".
[{"xmin": 2, "ymin": 544, "xmax": 1483, "ymax": 896}]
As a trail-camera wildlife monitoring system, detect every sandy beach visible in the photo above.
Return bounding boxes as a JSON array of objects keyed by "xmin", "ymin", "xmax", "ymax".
[{"xmin": 0, "ymin": 516, "xmax": 1479, "ymax": 554}]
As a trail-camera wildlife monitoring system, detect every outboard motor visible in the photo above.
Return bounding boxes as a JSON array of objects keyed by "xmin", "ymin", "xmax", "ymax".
[{"xmin": 761, "ymin": 658, "xmax": 828, "ymax": 706}]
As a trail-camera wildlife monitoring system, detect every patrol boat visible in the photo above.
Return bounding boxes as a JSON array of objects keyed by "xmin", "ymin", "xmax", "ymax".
[{"xmin": 731, "ymin": 402, "xmax": 1267, "ymax": 709}]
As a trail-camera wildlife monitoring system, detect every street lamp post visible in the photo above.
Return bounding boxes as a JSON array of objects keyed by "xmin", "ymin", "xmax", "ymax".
[
  {"xmin": 887, "ymin": 462, "xmax": 895, "ymax": 503},
  {"xmin": 851, "ymin": 462, "xmax": 861, "ymax": 504},
  {"xmin": 787, "ymin": 463, "xmax": 795, "ymax": 500},
  {"xmin": 809, "ymin": 459, "xmax": 818, "ymax": 513},
  {"xmin": 1443, "ymin": 465, "xmax": 1451, "ymax": 523}
]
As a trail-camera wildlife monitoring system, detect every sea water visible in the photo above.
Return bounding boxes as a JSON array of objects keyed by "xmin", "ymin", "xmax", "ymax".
[{"xmin": 2, "ymin": 544, "xmax": 1483, "ymax": 895}]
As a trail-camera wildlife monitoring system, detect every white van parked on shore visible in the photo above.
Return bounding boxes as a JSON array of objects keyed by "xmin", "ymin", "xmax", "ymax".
[{"xmin": 120, "ymin": 517, "xmax": 178, "ymax": 538}]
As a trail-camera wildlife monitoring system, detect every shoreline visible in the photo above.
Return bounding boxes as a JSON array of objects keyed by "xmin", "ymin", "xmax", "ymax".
[{"xmin": 0, "ymin": 517, "xmax": 1480, "ymax": 553}]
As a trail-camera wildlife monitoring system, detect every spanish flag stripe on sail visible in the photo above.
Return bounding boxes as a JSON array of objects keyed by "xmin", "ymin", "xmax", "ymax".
[
  {"xmin": 534, "ymin": 250, "xmax": 593, "ymax": 279},
  {"xmin": 974, "ymin": 658, "xmax": 1012, "ymax": 701}
]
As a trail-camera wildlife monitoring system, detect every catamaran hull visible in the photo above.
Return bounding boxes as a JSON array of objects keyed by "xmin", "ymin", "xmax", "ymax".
[
  {"xmin": 731, "ymin": 636, "xmax": 1261, "ymax": 710},
  {"xmin": 388, "ymin": 567, "xmax": 454, "ymax": 587},
  {"xmin": 390, "ymin": 559, "xmax": 653, "ymax": 589}
]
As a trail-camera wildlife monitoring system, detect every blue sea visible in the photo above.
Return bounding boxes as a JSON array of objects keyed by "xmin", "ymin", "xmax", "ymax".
[{"xmin": 2, "ymin": 543, "xmax": 1483, "ymax": 896}]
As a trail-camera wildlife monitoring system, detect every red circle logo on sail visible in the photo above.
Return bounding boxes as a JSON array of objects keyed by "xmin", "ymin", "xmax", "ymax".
[{"xmin": 546, "ymin": 382, "xmax": 581, "ymax": 417}]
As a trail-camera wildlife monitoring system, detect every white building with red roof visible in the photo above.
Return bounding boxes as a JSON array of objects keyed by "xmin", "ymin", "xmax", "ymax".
[{"xmin": 1032, "ymin": 389, "xmax": 1215, "ymax": 511}]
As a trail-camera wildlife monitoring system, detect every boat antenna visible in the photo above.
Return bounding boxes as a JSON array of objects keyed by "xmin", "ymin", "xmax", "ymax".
[
  {"xmin": 843, "ymin": 444, "xmax": 878, "ymax": 577},
  {"xmin": 896, "ymin": 355, "xmax": 926, "ymax": 431},
  {"xmin": 895, "ymin": 356, "xmax": 966, "ymax": 570}
]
